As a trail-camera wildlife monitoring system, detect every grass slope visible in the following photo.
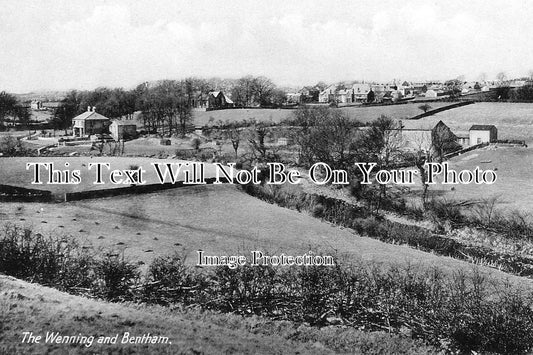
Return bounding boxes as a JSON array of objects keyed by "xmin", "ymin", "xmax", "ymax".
[
  {"xmin": 192, "ymin": 102, "xmax": 453, "ymax": 126},
  {"xmin": 0, "ymin": 274, "xmax": 439, "ymax": 354},
  {"xmin": 1, "ymin": 184, "xmax": 532, "ymax": 291}
]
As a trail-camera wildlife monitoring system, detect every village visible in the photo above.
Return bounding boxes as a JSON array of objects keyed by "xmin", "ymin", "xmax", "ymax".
[{"xmin": 3, "ymin": 75, "xmax": 527, "ymax": 160}]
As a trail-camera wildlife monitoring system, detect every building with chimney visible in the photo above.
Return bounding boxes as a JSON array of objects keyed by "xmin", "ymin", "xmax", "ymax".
[{"xmin": 72, "ymin": 106, "xmax": 111, "ymax": 138}]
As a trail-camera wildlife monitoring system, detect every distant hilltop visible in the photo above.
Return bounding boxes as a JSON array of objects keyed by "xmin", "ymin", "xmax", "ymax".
[{"xmin": 13, "ymin": 91, "xmax": 67, "ymax": 103}]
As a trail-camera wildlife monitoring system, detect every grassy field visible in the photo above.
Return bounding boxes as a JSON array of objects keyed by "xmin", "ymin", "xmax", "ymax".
[
  {"xmin": 0, "ymin": 274, "xmax": 438, "ymax": 354},
  {"xmin": 434, "ymin": 102, "xmax": 533, "ymax": 144},
  {"xmin": 403, "ymin": 145, "xmax": 533, "ymax": 214},
  {"xmin": 192, "ymin": 102, "xmax": 453, "ymax": 126},
  {"xmin": 1, "ymin": 184, "xmax": 532, "ymax": 292},
  {"xmin": 0, "ymin": 157, "xmax": 224, "ymax": 195}
]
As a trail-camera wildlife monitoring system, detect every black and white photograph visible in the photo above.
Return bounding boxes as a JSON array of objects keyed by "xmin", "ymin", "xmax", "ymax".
[{"xmin": 2, "ymin": 1, "xmax": 533, "ymax": 354}]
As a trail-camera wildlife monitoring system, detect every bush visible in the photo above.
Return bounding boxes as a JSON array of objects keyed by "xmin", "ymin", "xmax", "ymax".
[
  {"xmin": 3, "ymin": 223, "xmax": 533, "ymax": 353},
  {"xmin": 143, "ymin": 253, "xmax": 206, "ymax": 305},
  {"xmin": 92, "ymin": 255, "xmax": 139, "ymax": 301},
  {"xmin": 0, "ymin": 224, "xmax": 92, "ymax": 287}
]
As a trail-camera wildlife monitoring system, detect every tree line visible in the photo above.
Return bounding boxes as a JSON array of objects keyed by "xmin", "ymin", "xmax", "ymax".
[
  {"xmin": 50, "ymin": 76, "xmax": 288, "ymax": 136},
  {"xmin": 0, "ymin": 91, "xmax": 31, "ymax": 131}
]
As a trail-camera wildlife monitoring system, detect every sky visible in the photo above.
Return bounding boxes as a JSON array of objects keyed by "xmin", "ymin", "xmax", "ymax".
[{"xmin": 1, "ymin": 0, "xmax": 533, "ymax": 93}]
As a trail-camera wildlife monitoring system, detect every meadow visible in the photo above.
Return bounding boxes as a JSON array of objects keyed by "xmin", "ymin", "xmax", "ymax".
[
  {"xmin": 434, "ymin": 102, "xmax": 533, "ymax": 144},
  {"xmin": 192, "ymin": 102, "xmax": 453, "ymax": 126},
  {"xmin": 1, "ymin": 184, "xmax": 532, "ymax": 292},
  {"xmin": 0, "ymin": 157, "xmax": 224, "ymax": 195}
]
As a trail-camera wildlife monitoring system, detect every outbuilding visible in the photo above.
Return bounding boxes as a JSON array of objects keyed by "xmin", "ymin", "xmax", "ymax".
[
  {"xmin": 109, "ymin": 120, "xmax": 137, "ymax": 141},
  {"xmin": 469, "ymin": 125, "xmax": 497, "ymax": 145}
]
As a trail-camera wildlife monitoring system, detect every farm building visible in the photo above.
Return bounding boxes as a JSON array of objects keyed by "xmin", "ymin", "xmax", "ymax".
[
  {"xmin": 109, "ymin": 120, "xmax": 137, "ymax": 141},
  {"xmin": 469, "ymin": 125, "xmax": 497, "ymax": 145},
  {"xmin": 393, "ymin": 118, "xmax": 457, "ymax": 153},
  {"xmin": 72, "ymin": 107, "xmax": 110, "ymax": 138}
]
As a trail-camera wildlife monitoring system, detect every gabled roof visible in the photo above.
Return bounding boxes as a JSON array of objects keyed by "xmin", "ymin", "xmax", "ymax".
[
  {"xmin": 223, "ymin": 94, "xmax": 234, "ymax": 104},
  {"xmin": 72, "ymin": 111, "xmax": 110, "ymax": 121},
  {"xmin": 470, "ymin": 125, "xmax": 497, "ymax": 131},
  {"xmin": 397, "ymin": 117, "xmax": 446, "ymax": 131}
]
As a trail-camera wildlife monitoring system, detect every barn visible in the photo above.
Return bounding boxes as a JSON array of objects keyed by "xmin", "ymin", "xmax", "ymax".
[{"xmin": 469, "ymin": 125, "xmax": 497, "ymax": 145}]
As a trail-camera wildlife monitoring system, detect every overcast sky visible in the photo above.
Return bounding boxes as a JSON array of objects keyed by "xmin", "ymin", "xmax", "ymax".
[{"xmin": 1, "ymin": 0, "xmax": 533, "ymax": 92}]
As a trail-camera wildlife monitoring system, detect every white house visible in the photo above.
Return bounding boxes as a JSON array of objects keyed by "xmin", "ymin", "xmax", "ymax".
[
  {"xmin": 469, "ymin": 125, "xmax": 497, "ymax": 145},
  {"xmin": 72, "ymin": 107, "xmax": 110, "ymax": 138}
]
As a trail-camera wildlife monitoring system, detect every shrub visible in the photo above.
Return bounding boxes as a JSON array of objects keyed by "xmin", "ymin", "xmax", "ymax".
[
  {"xmin": 143, "ymin": 253, "xmax": 207, "ymax": 305},
  {"xmin": 92, "ymin": 254, "xmax": 139, "ymax": 301}
]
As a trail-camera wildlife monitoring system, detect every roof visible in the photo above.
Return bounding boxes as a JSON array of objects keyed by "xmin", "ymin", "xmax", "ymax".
[
  {"xmin": 396, "ymin": 117, "xmax": 446, "ymax": 131},
  {"xmin": 72, "ymin": 111, "xmax": 110, "ymax": 121},
  {"xmin": 223, "ymin": 94, "xmax": 234, "ymax": 104},
  {"xmin": 470, "ymin": 125, "xmax": 497, "ymax": 131}
]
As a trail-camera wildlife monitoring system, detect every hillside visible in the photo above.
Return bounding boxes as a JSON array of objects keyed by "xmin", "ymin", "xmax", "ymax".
[
  {"xmin": 2, "ymin": 184, "xmax": 532, "ymax": 291},
  {"xmin": 2, "ymin": 273, "xmax": 443, "ymax": 354}
]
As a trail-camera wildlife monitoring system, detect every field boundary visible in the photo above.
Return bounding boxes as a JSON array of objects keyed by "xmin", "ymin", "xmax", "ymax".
[
  {"xmin": 0, "ymin": 184, "xmax": 52, "ymax": 202},
  {"xmin": 408, "ymin": 101, "xmax": 474, "ymax": 120},
  {"xmin": 63, "ymin": 177, "xmax": 231, "ymax": 202}
]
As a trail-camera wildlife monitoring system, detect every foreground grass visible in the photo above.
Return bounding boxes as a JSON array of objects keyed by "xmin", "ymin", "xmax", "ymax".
[
  {"xmin": 1, "ymin": 224, "xmax": 533, "ymax": 354},
  {"xmin": 0, "ymin": 274, "xmax": 438, "ymax": 355}
]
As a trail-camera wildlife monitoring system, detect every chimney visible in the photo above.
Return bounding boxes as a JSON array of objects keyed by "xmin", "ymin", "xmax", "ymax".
[
  {"xmin": 92, "ymin": 106, "xmax": 96, "ymax": 112},
  {"xmin": 87, "ymin": 106, "xmax": 91, "ymax": 112}
]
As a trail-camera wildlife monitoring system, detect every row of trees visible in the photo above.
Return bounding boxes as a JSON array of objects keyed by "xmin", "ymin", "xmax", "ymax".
[
  {"xmin": 230, "ymin": 76, "xmax": 286, "ymax": 107},
  {"xmin": 52, "ymin": 76, "xmax": 288, "ymax": 136},
  {"xmin": 286, "ymin": 106, "xmax": 458, "ymax": 210}
]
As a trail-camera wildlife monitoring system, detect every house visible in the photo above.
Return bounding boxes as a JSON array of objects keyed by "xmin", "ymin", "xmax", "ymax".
[
  {"xmin": 286, "ymin": 92, "xmax": 302, "ymax": 104},
  {"xmin": 30, "ymin": 100, "xmax": 43, "ymax": 110},
  {"xmin": 109, "ymin": 120, "xmax": 137, "ymax": 141},
  {"xmin": 393, "ymin": 118, "xmax": 457, "ymax": 153},
  {"xmin": 72, "ymin": 107, "xmax": 111, "ymax": 138},
  {"xmin": 424, "ymin": 89, "xmax": 438, "ymax": 98},
  {"xmin": 299, "ymin": 86, "xmax": 320, "ymax": 102},
  {"xmin": 207, "ymin": 91, "xmax": 234, "ymax": 109},
  {"xmin": 336, "ymin": 89, "xmax": 351, "ymax": 104},
  {"xmin": 319, "ymin": 85, "xmax": 337, "ymax": 103},
  {"xmin": 352, "ymin": 83, "xmax": 371, "ymax": 102},
  {"xmin": 469, "ymin": 125, "xmax": 497, "ymax": 145}
]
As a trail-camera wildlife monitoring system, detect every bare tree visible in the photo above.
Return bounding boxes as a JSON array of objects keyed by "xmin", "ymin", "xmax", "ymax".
[
  {"xmin": 418, "ymin": 104, "xmax": 432, "ymax": 113},
  {"xmin": 227, "ymin": 125, "xmax": 241, "ymax": 159},
  {"xmin": 496, "ymin": 72, "xmax": 507, "ymax": 83}
]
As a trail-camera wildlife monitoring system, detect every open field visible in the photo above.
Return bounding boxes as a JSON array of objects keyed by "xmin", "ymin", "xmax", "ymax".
[
  {"xmin": 1, "ymin": 184, "xmax": 532, "ymax": 291},
  {"xmin": 403, "ymin": 146, "xmax": 533, "ymax": 214},
  {"xmin": 192, "ymin": 102, "xmax": 454, "ymax": 126},
  {"xmin": 0, "ymin": 157, "xmax": 224, "ymax": 195},
  {"xmin": 434, "ymin": 102, "xmax": 533, "ymax": 144}
]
